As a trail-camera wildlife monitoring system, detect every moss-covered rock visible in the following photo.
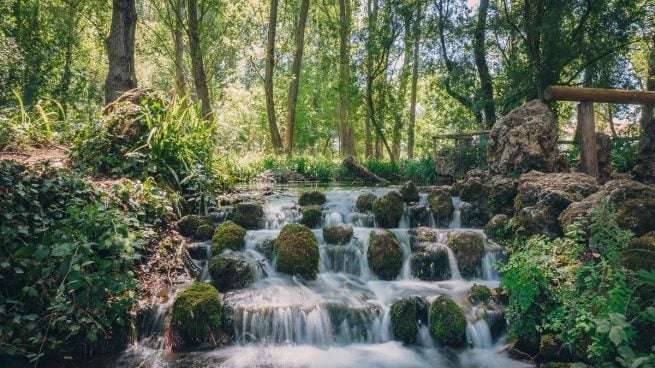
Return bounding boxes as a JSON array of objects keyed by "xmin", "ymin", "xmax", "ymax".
[
  {"xmin": 300, "ymin": 206, "xmax": 323, "ymax": 228},
  {"xmin": 298, "ymin": 190, "xmax": 326, "ymax": 206},
  {"xmin": 255, "ymin": 238, "xmax": 276, "ymax": 261},
  {"xmin": 171, "ymin": 282, "xmax": 222, "ymax": 348},
  {"xmin": 323, "ymin": 224, "xmax": 354, "ymax": 245},
  {"xmin": 400, "ymin": 181, "xmax": 420, "ymax": 203},
  {"xmin": 427, "ymin": 188, "xmax": 454, "ymax": 227},
  {"xmin": 177, "ymin": 215, "xmax": 213, "ymax": 237},
  {"xmin": 367, "ymin": 229, "xmax": 403, "ymax": 280},
  {"xmin": 429, "ymin": 295, "xmax": 467, "ymax": 347},
  {"xmin": 621, "ymin": 232, "xmax": 655, "ymax": 272},
  {"xmin": 390, "ymin": 298, "xmax": 419, "ymax": 344},
  {"xmin": 409, "ymin": 204, "xmax": 431, "ymax": 227},
  {"xmin": 447, "ymin": 231, "xmax": 485, "ymax": 278},
  {"xmin": 408, "ymin": 227, "xmax": 439, "ymax": 251},
  {"xmin": 194, "ymin": 224, "xmax": 215, "ymax": 241},
  {"xmin": 483, "ymin": 214, "xmax": 512, "ymax": 244},
  {"xmin": 208, "ymin": 253, "xmax": 254, "ymax": 291},
  {"xmin": 410, "ymin": 246, "xmax": 451, "ymax": 281},
  {"xmin": 616, "ymin": 198, "xmax": 655, "ymax": 237},
  {"xmin": 232, "ymin": 202, "xmax": 264, "ymax": 230},
  {"xmin": 211, "ymin": 221, "xmax": 246, "ymax": 254},
  {"xmin": 274, "ymin": 224, "xmax": 320, "ymax": 279},
  {"xmin": 372, "ymin": 191, "xmax": 404, "ymax": 228},
  {"xmin": 469, "ymin": 283, "xmax": 491, "ymax": 305},
  {"xmin": 356, "ymin": 192, "xmax": 377, "ymax": 212}
]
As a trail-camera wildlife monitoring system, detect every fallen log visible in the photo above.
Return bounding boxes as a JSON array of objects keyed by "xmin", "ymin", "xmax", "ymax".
[{"xmin": 343, "ymin": 156, "xmax": 389, "ymax": 183}]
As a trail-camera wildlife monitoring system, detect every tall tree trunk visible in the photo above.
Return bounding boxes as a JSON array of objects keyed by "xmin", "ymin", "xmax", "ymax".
[
  {"xmin": 105, "ymin": 0, "xmax": 138, "ymax": 105},
  {"xmin": 173, "ymin": 0, "xmax": 187, "ymax": 99},
  {"xmin": 474, "ymin": 0, "xmax": 496, "ymax": 128},
  {"xmin": 392, "ymin": 12, "xmax": 413, "ymax": 161},
  {"xmin": 187, "ymin": 0, "xmax": 213, "ymax": 121},
  {"xmin": 265, "ymin": 0, "xmax": 283, "ymax": 152},
  {"xmin": 364, "ymin": 0, "xmax": 377, "ymax": 159},
  {"xmin": 58, "ymin": 2, "xmax": 77, "ymax": 111},
  {"xmin": 284, "ymin": 0, "xmax": 310, "ymax": 154},
  {"xmin": 634, "ymin": 34, "xmax": 655, "ymax": 182},
  {"xmin": 408, "ymin": 7, "xmax": 421, "ymax": 159},
  {"xmin": 338, "ymin": 0, "xmax": 355, "ymax": 156}
]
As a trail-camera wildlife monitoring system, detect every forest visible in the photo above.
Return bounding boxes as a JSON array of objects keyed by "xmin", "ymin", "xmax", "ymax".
[{"xmin": 0, "ymin": 0, "xmax": 654, "ymax": 368}]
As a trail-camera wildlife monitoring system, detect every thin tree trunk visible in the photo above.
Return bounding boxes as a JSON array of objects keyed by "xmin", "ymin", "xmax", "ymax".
[
  {"xmin": 104, "ymin": 0, "xmax": 138, "ymax": 105},
  {"xmin": 173, "ymin": 0, "xmax": 187, "ymax": 99},
  {"xmin": 607, "ymin": 104, "xmax": 617, "ymax": 137},
  {"xmin": 408, "ymin": 7, "xmax": 420, "ymax": 159},
  {"xmin": 392, "ymin": 12, "xmax": 413, "ymax": 161},
  {"xmin": 338, "ymin": 0, "xmax": 355, "ymax": 156},
  {"xmin": 634, "ymin": 34, "xmax": 655, "ymax": 182},
  {"xmin": 265, "ymin": 0, "xmax": 283, "ymax": 152},
  {"xmin": 187, "ymin": 0, "xmax": 213, "ymax": 121},
  {"xmin": 284, "ymin": 0, "xmax": 310, "ymax": 154},
  {"xmin": 473, "ymin": 0, "xmax": 496, "ymax": 128}
]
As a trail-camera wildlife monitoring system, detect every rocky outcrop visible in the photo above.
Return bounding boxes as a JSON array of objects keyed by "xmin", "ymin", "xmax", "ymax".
[
  {"xmin": 484, "ymin": 214, "xmax": 512, "ymax": 243},
  {"xmin": 409, "ymin": 204, "xmax": 431, "ymax": 227},
  {"xmin": 621, "ymin": 232, "xmax": 655, "ymax": 272},
  {"xmin": 447, "ymin": 231, "xmax": 485, "ymax": 278},
  {"xmin": 460, "ymin": 202, "xmax": 489, "ymax": 228},
  {"xmin": 487, "ymin": 100, "xmax": 559, "ymax": 176},
  {"xmin": 410, "ymin": 245, "xmax": 451, "ymax": 281}
]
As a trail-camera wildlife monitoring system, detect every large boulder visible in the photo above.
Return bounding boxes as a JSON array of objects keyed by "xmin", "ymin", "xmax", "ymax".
[
  {"xmin": 429, "ymin": 296, "xmax": 467, "ymax": 348},
  {"xmin": 427, "ymin": 188, "xmax": 454, "ymax": 227},
  {"xmin": 355, "ymin": 192, "xmax": 377, "ymax": 212},
  {"xmin": 617, "ymin": 198, "xmax": 655, "ymax": 237},
  {"xmin": 487, "ymin": 176, "xmax": 518, "ymax": 216},
  {"xmin": 367, "ymin": 229, "xmax": 403, "ymax": 280},
  {"xmin": 487, "ymin": 100, "xmax": 559, "ymax": 175},
  {"xmin": 447, "ymin": 231, "xmax": 485, "ymax": 278},
  {"xmin": 372, "ymin": 191, "xmax": 404, "ymax": 228},
  {"xmin": 300, "ymin": 206, "xmax": 323, "ymax": 228},
  {"xmin": 390, "ymin": 297, "xmax": 429, "ymax": 344},
  {"xmin": 208, "ymin": 253, "xmax": 254, "ymax": 291},
  {"xmin": 400, "ymin": 181, "xmax": 420, "ymax": 203},
  {"xmin": 298, "ymin": 190, "xmax": 326, "ymax": 206},
  {"xmin": 408, "ymin": 227, "xmax": 439, "ymax": 251},
  {"xmin": 211, "ymin": 221, "xmax": 246, "ymax": 254},
  {"xmin": 410, "ymin": 245, "xmax": 451, "ymax": 281},
  {"xmin": 459, "ymin": 172, "xmax": 487, "ymax": 204},
  {"xmin": 274, "ymin": 224, "xmax": 320, "ymax": 279},
  {"xmin": 460, "ymin": 202, "xmax": 489, "ymax": 228},
  {"xmin": 171, "ymin": 282, "xmax": 222, "ymax": 348},
  {"xmin": 469, "ymin": 283, "xmax": 492, "ymax": 305},
  {"xmin": 232, "ymin": 202, "xmax": 264, "ymax": 230},
  {"xmin": 323, "ymin": 224, "xmax": 354, "ymax": 245}
]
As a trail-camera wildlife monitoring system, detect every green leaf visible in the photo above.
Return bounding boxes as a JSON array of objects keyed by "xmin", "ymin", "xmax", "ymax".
[
  {"xmin": 609, "ymin": 326, "xmax": 623, "ymax": 346},
  {"xmin": 14, "ymin": 246, "xmax": 35, "ymax": 257}
]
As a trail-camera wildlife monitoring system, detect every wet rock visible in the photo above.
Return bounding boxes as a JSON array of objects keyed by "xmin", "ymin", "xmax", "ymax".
[
  {"xmin": 208, "ymin": 253, "xmax": 254, "ymax": 291},
  {"xmin": 460, "ymin": 201, "xmax": 489, "ymax": 228},
  {"xmin": 483, "ymin": 214, "xmax": 512, "ymax": 244},
  {"xmin": 410, "ymin": 245, "xmax": 451, "ymax": 281},
  {"xmin": 274, "ymin": 224, "xmax": 320, "ymax": 280},
  {"xmin": 171, "ymin": 282, "xmax": 222, "ymax": 349},
  {"xmin": 408, "ymin": 227, "xmax": 439, "ymax": 251},
  {"xmin": 323, "ymin": 224, "xmax": 354, "ymax": 245},
  {"xmin": 298, "ymin": 190, "xmax": 326, "ymax": 206},
  {"xmin": 427, "ymin": 188, "xmax": 454, "ymax": 227},
  {"xmin": 409, "ymin": 204, "xmax": 431, "ymax": 228},
  {"xmin": 469, "ymin": 283, "xmax": 492, "ymax": 305},
  {"xmin": 390, "ymin": 297, "xmax": 428, "ymax": 344},
  {"xmin": 372, "ymin": 191, "xmax": 404, "ymax": 228},
  {"xmin": 255, "ymin": 238, "xmax": 275, "ymax": 261},
  {"xmin": 429, "ymin": 295, "xmax": 467, "ymax": 348},
  {"xmin": 211, "ymin": 220, "xmax": 246, "ymax": 254},
  {"xmin": 400, "ymin": 181, "xmax": 420, "ymax": 203},
  {"xmin": 355, "ymin": 192, "xmax": 377, "ymax": 212},
  {"xmin": 447, "ymin": 231, "xmax": 485, "ymax": 278},
  {"xmin": 487, "ymin": 100, "xmax": 559, "ymax": 175},
  {"xmin": 187, "ymin": 242, "xmax": 210, "ymax": 260},
  {"xmin": 300, "ymin": 206, "xmax": 323, "ymax": 228},
  {"xmin": 232, "ymin": 202, "xmax": 264, "ymax": 230},
  {"xmin": 177, "ymin": 215, "xmax": 213, "ymax": 238},
  {"xmin": 367, "ymin": 229, "xmax": 403, "ymax": 280},
  {"xmin": 194, "ymin": 224, "xmax": 214, "ymax": 241}
]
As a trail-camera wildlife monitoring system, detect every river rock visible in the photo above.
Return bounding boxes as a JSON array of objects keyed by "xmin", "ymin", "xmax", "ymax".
[
  {"xmin": 427, "ymin": 188, "xmax": 454, "ymax": 227},
  {"xmin": 323, "ymin": 224, "xmax": 354, "ymax": 245},
  {"xmin": 300, "ymin": 206, "xmax": 322, "ymax": 228},
  {"xmin": 409, "ymin": 204, "xmax": 431, "ymax": 228},
  {"xmin": 487, "ymin": 100, "xmax": 559, "ymax": 175},
  {"xmin": 410, "ymin": 245, "xmax": 451, "ymax": 281},
  {"xmin": 298, "ymin": 190, "xmax": 326, "ymax": 206},
  {"xmin": 274, "ymin": 224, "xmax": 320, "ymax": 280},
  {"xmin": 429, "ymin": 296, "xmax": 467, "ymax": 348},
  {"xmin": 355, "ymin": 192, "xmax": 377, "ymax": 212},
  {"xmin": 208, "ymin": 253, "xmax": 254, "ymax": 291},
  {"xmin": 232, "ymin": 202, "xmax": 264, "ymax": 230},
  {"xmin": 372, "ymin": 191, "xmax": 404, "ymax": 228},
  {"xmin": 211, "ymin": 220, "xmax": 246, "ymax": 254},
  {"xmin": 460, "ymin": 201, "xmax": 489, "ymax": 228},
  {"xmin": 367, "ymin": 229, "xmax": 403, "ymax": 280},
  {"xmin": 408, "ymin": 227, "xmax": 439, "ymax": 251},
  {"xmin": 469, "ymin": 283, "xmax": 492, "ymax": 305},
  {"xmin": 390, "ymin": 297, "xmax": 429, "ymax": 344},
  {"xmin": 171, "ymin": 282, "xmax": 222, "ymax": 349},
  {"xmin": 400, "ymin": 181, "xmax": 420, "ymax": 203},
  {"xmin": 255, "ymin": 238, "xmax": 275, "ymax": 260},
  {"xmin": 447, "ymin": 231, "xmax": 485, "ymax": 278}
]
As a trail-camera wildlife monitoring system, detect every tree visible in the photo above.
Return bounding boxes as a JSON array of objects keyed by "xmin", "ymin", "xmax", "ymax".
[
  {"xmin": 474, "ymin": 0, "xmax": 496, "ymax": 127},
  {"xmin": 338, "ymin": 0, "xmax": 355, "ymax": 156},
  {"xmin": 265, "ymin": 0, "xmax": 284, "ymax": 152},
  {"xmin": 187, "ymin": 0, "xmax": 213, "ymax": 120},
  {"xmin": 172, "ymin": 0, "xmax": 188, "ymax": 98},
  {"xmin": 407, "ymin": 4, "xmax": 421, "ymax": 158},
  {"xmin": 105, "ymin": 0, "xmax": 138, "ymax": 104}
]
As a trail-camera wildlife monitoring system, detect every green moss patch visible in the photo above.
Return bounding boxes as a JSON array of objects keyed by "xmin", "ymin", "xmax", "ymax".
[
  {"xmin": 367, "ymin": 229, "xmax": 403, "ymax": 280},
  {"xmin": 274, "ymin": 223, "xmax": 320, "ymax": 279},
  {"xmin": 211, "ymin": 221, "xmax": 246, "ymax": 254},
  {"xmin": 372, "ymin": 191, "xmax": 404, "ymax": 228},
  {"xmin": 171, "ymin": 282, "xmax": 223, "ymax": 348},
  {"xmin": 429, "ymin": 295, "xmax": 467, "ymax": 348}
]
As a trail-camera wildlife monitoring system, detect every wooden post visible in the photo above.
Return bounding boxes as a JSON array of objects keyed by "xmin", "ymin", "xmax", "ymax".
[{"xmin": 578, "ymin": 102, "xmax": 598, "ymax": 180}]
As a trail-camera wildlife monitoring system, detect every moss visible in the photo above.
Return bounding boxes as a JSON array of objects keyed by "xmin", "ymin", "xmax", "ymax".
[
  {"xmin": 208, "ymin": 253, "xmax": 253, "ymax": 291},
  {"xmin": 367, "ymin": 229, "xmax": 403, "ymax": 280},
  {"xmin": 483, "ymin": 214, "xmax": 512, "ymax": 245},
  {"xmin": 298, "ymin": 190, "xmax": 326, "ymax": 206},
  {"xmin": 400, "ymin": 181, "xmax": 420, "ymax": 203},
  {"xmin": 177, "ymin": 215, "xmax": 213, "ymax": 237},
  {"xmin": 616, "ymin": 198, "xmax": 655, "ymax": 237},
  {"xmin": 211, "ymin": 221, "xmax": 246, "ymax": 254},
  {"xmin": 430, "ymin": 295, "xmax": 467, "ymax": 348},
  {"xmin": 232, "ymin": 202, "xmax": 264, "ymax": 230},
  {"xmin": 171, "ymin": 282, "xmax": 222, "ymax": 348},
  {"xmin": 427, "ymin": 189, "xmax": 454, "ymax": 227},
  {"xmin": 194, "ymin": 224, "xmax": 215, "ymax": 241},
  {"xmin": 323, "ymin": 224, "xmax": 354, "ymax": 245},
  {"xmin": 469, "ymin": 283, "xmax": 491, "ymax": 305},
  {"xmin": 372, "ymin": 191, "xmax": 404, "ymax": 228},
  {"xmin": 620, "ymin": 232, "xmax": 655, "ymax": 272},
  {"xmin": 274, "ymin": 223, "xmax": 320, "ymax": 279},
  {"xmin": 356, "ymin": 192, "xmax": 377, "ymax": 212},
  {"xmin": 390, "ymin": 298, "xmax": 419, "ymax": 344},
  {"xmin": 447, "ymin": 231, "xmax": 485, "ymax": 278},
  {"xmin": 300, "ymin": 206, "xmax": 323, "ymax": 228}
]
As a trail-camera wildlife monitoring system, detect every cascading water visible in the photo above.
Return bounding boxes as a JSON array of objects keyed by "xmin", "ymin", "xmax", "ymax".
[{"xmin": 110, "ymin": 186, "xmax": 530, "ymax": 368}]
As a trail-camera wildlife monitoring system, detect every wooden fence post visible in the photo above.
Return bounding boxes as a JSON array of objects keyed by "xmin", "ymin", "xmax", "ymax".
[{"xmin": 578, "ymin": 102, "xmax": 598, "ymax": 180}]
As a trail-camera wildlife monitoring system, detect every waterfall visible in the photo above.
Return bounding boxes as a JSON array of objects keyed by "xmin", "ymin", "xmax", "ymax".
[{"xmin": 449, "ymin": 197, "xmax": 462, "ymax": 229}]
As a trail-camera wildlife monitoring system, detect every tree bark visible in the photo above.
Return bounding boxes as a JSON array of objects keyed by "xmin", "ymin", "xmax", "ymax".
[
  {"xmin": 265, "ymin": 0, "xmax": 283, "ymax": 152},
  {"xmin": 407, "ymin": 6, "xmax": 420, "ymax": 159},
  {"xmin": 187, "ymin": 0, "xmax": 213, "ymax": 121},
  {"xmin": 104, "ymin": 0, "xmax": 138, "ymax": 105},
  {"xmin": 173, "ymin": 0, "xmax": 187, "ymax": 99},
  {"xmin": 473, "ymin": 0, "xmax": 496, "ymax": 128},
  {"xmin": 392, "ymin": 11, "xmax": 413, "ymax": 161},
  {"xmin": 338, "ymin": 0, "xmax": 355, "ymax": 156},
  {"xmin": 284, "ymin": 0, "xmax": 311, "ymax": 154},
  {"xmin": 634, "ymin": 34, "xmax": 655, "ymax": 183}
]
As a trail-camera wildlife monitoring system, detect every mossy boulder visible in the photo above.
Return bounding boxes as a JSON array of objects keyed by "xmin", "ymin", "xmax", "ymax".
[
  {"xmin": 232, "ymin": 202, "xmax": 264, "ymax": 230},
  {"xmin": 447, "ymin": 231, "xmax": 485, "ymax": 278},
  {"xmin": 427, "ymin": 188, "xmax": 454, "ymax": 227},
  {"xmin": 367, "ymin": 229, "xmax": 403, "ymax": 280},
  {"xmin": 390, "ymin": 298, "xmax": 419, "ymax": 344},
  {"xmin": 208, "ymin": 253, "xmax": 254, "ymax": 291},
  {"xmin": 356, "ymin": 192, "xmax": 377, "ymax": 212},
  {"xmin": 177, "ymin": 215, "xmax": 213, "ymax": 237},
  {"xmin": 400, "ymin": 181, "xmax": 420, "ymax": 203},
  {"xmin": 171, "ymin": 282, "xmax": 222, "ymax": 348},
  {"xmin": 323, "ymin": 224, "xmax": 354, "ymax": 245},
  {"xmin": 300, "ymin": 206, "xmax": 323, "ymax": 228},
  {"xmin": 194, "ymin": 224, "xmax": 215, "ymax": 241},
  {"xmin": 274, "ymin": 224, "xmax": 320, "ymax": 279},
  {"xmin": 621, "ymin": 232, "xmax": 655, "ymax": 272},
  {"xmin": 616, "ymin": 198, "xmax": 655, "ymax": 237},
  {"xmin": 429, "ymin": 295, "xmax": 467, "ymax": 347},
  {"xmin": 483, "ymin": 214, "xmax": 512, "ymax": 244},
  {"xmin": 410, "ymin": 246, "xmax": 451, "ymax": 281},
  {"xmin": 298, "ymin": 190, "xmax": 326, "ymax": 206},
  {"xmin": 211, "ymin": 221, "xmax": 246, "ymax": 254},
  {"xmin": 469, "ymin": 283, "xmax": 491, "ymax": 305},
  {"xmin": 372, "ymin": 191, "xmax": 404, "ymax": 228}
]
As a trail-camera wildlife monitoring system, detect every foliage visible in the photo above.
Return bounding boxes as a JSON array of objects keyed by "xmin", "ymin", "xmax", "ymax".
[{"xmin": 611, "ymin": 136, "xmax": 639, "ymax": 174}]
